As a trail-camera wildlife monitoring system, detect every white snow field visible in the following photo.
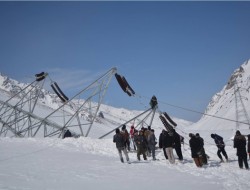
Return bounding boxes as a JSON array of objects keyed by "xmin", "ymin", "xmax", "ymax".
[{"xmin": 0, "ymin": 135, "xmax": 249, "ymax": 190}]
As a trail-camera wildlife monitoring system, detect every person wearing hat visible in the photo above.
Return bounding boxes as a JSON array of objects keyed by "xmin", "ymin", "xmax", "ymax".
[
  {"xmin": 211, "ymin": 133, "xmax": 228, "ymax": 162},
  {"xmin": 234, "ymin": 130, "xmax": 249, "ymax": 169},
  {"xmin": 113, "ymin": 128, "xmax": 130, "ymax": 163}
]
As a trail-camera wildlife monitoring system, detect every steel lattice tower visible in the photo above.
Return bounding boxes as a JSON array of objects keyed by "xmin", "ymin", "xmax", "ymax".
[
  {"xmin": 233, "ymin": 79, "xmax": 250, "ymax": 130},
  {"xmin": 0, "ymin": 68, "xmax": 117, "ymax": 138}
]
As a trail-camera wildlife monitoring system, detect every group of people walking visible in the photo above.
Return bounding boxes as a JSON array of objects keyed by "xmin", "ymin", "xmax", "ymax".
[
  {"xmin": 113, "ymin": 125, "xmax": 250, "ymax": 170},
  {"xmin": 158, "ymin": 129, "xmax": 184, "ymax": 164},
  {"xmin": 189, "ymin": 130, "xmax": 249, "ymax": 169},
  {"xmin": 113, "ymin": 125, "xmax": 158, "ymax": 163},
  {"xmin": 113, "ymin": 125, "xmax": 183, "ymax": 164}
]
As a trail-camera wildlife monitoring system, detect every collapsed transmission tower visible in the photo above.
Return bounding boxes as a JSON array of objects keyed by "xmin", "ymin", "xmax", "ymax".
[{"xmin": 0, "ymin": 68, "xmax": 117, "ymax": 138}]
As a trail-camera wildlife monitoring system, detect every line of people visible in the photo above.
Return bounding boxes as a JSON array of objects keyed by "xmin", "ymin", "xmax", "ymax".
[
  {"xmin": 113, "ymin": 125, "xmax": 250, "ymax": 170},
  {"xmin": 158, "ymin": 129, "xmax": 184, "ymax": 164},
  {"xmin": 113, "ymin": 125, "xmax": 184, "ymax": 164},
  {"xmin": 130, "ymin": 125, "xmax": 158, "ymax": 161},
  {"xmin": 189, "ymin": 131, "xmax": 249, "ymax": 170}
]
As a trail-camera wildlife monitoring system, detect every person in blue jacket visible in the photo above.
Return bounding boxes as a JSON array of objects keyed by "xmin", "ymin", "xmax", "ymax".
[{"xmin": 211, "ymin": 133, "xmax": 228, "ymax": 162}]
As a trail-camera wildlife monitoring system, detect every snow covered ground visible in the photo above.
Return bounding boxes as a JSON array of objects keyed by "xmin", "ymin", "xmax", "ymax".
[{"xmin": 0, "ymin": 136, "xmax": 249, "ymax": 190}]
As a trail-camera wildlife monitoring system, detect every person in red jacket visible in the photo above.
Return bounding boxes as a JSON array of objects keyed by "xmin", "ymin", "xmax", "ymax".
[
  {"xmin": 130, "ymin": 125, "xmax": 135, "ymax": 138},
  {"xmin": 130, "ymin": 125, "xmax": 136, "ymax": 150},
  {"xmin": 129, "ymin": 125, "xmax": 136, "ymax": 150}
]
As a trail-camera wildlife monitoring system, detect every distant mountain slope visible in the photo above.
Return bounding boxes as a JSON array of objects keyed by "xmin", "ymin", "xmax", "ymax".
[{"xmin": 190, "ymin": 59, "xmax": 250, "ymax": 138}]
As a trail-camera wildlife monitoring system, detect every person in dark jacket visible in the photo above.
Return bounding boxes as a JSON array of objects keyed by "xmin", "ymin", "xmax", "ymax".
[
  {"xmin": 196, "ymin": 133, "xmax": 208, "ymax": 165},
  {"xmin": 63, "ymin": 129, "xmax": 72, "ymax": 139},
  {"xmin": 189, "ymin": 133, "xmax": 203, "ymax": 167},
  {"xmin": 159, "ymin": 129, "xmax": 168, "ymax": 160},
  {"xmin": 162, "ymin": 131, "xmax": 175, "ymax": 164},
  {"xmin": 134, "ymin": 130, "xmax": 147, "ymax": 161},
  {"xmin": 144, "ymin": 126, "xmax": 151, "ymax": 157},
  {"xmin": 234, "ymin": 130, "xmax": 249, "ymax": 169},
  {"xmin": 247, "ymin": 134, "xmax": 250, "ymax": 160},
  {"xmin": 173, "ymin": 129, "xmax": 183, "ymax": 161},
  {"xmin": 121, "ymin": 125, "xmax": 131, "ymax": 151},
  {"xmin": 147, "ymin": 129, "xmax": 157, "ymax": 160},
  {"xmin": 211, "ymin": 133, "xmax": 228, "ymax": 162},
  {"xmin": 113, "ymin": 128, "xmax": 129, "ymax": 163}
]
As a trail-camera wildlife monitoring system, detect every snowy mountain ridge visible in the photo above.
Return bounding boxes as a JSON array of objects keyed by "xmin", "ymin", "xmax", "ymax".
[
  {"xmin": 205, "ymin": 59, "xmax": 250, "ymax": 115},
  {"xmin": 191, "ymin": 59, "xmax": 250, "ymax": 137}
]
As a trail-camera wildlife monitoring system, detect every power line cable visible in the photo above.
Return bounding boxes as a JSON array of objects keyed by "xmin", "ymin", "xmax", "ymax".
[{"xmin": 138, "ymin": 95, "xmax": 250, "ymax": 126}]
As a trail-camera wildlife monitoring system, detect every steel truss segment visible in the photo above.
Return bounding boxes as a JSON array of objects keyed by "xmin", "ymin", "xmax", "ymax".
[
  {"xmin": 0, "ymin": 80, "xmax": 46, "ymax": 137},
  {"xmin": 0, "ymin": 68, "xmax": 117, "ymax": 138},
  {"xmin": 233, "ymin": 79, "xmax": 250, "ymax": 130},
  {"xmin": 98, "ymin": 107, "xmax": 156, "ymax": 139}
]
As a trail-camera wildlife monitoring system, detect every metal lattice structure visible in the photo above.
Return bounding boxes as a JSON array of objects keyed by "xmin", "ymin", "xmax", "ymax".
[
  {"xmin": 233, "ymin": 79, "xmax": 250, "ymax": 130},
  {"xmin": 99, "ymin": 96, "xmax": 158, "ymax": 139},
  {"xmin": 0, "ymin": 68, "xmax": 117, "ymax": 138}
]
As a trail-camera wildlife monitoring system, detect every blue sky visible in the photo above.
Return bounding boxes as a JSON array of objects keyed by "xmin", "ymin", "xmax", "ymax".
[{"xmin": 0, "ymin": 1, "xmax": 250, "ymax": 122}]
